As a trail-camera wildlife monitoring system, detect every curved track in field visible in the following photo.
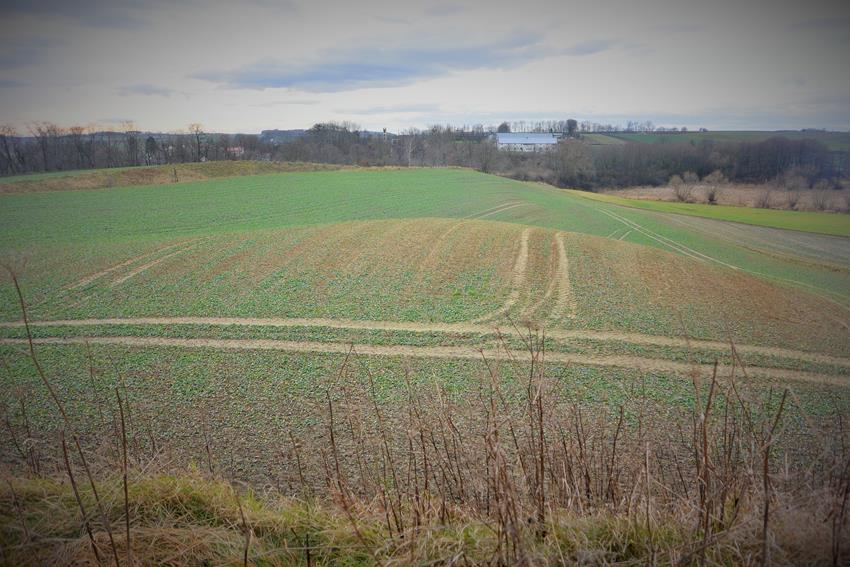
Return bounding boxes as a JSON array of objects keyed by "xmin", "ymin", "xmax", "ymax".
[
  {"xmin": 472, "ymin": 227, "xmax": 531, "ymax": 323},
  {"xmin": 2, "ymin": 316, "xmax": 849, "ymax": 369},
  {"xmin": 0, "ymin": 335, "xmax": 844, "ymax": 386}
]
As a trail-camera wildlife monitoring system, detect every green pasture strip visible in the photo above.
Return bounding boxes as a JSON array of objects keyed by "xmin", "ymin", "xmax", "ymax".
[
  {"xmin": 582, "ymin": 133, "xmax": 627, "ymax": 145},
  {"xmin": 567, "ymin": 189, "xmax": 850, "ymax": 237}
]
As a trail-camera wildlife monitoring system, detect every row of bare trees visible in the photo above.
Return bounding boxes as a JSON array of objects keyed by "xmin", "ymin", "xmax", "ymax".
[
  {"xmin": 2, "ymin": 121, "xmax": 844, "ymax": 192},
  {"xmin": 0, "ymin": 122, "xmax": 272, "ymax": 175}
]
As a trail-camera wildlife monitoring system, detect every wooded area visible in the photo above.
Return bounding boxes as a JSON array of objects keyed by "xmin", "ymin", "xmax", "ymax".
[{"xmin": 1, "ymin": 122, "xmax": 844, "ymax": 190}]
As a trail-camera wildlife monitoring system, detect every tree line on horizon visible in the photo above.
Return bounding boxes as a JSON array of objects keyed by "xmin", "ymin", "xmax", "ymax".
[{"xmin": 0, "ymin": 121, "xmax": 844, "ymax": 190}]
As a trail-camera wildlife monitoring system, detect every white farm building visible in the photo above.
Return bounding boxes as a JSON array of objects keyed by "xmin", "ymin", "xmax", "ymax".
[{"xmin": 495, "ymin": 132, "xmax": 561, "ymax": 152}]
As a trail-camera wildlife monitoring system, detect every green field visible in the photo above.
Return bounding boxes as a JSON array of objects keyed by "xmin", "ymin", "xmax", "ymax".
[
  {"xmin": 570, "ymin": 189, "xmax": 850, "ymax": 237},
  {"xmin": 581, "ymin": 133, "xmax": 628, "ymax": 145},
  {"xmin": 1, "ymin": 166, "xmax": 848, "ymax": 484},
  {"xmin": 607, "ymin": 130, "xmax": 850, "ymax": 151},
  {"xmin": 1, "ymin": 168, "xmax": 848, "ymax": 343}
]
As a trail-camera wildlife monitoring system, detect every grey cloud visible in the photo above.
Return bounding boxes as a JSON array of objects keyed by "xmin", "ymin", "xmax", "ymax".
[
  {"xmin": 253, "ymin": 99, "xmax": 320, "ymax": 107},
  {"xmin": 0, "ymin": 78, "xmax": 27, "ymax": 87},
  {"xmin": 373, "ymin": 14, "xmax": 412, "ymax": 25},
  {"xmin": 117, "ymin": 84, "xmax": 177, "ymax": 97},
  {"xmin": 562, "ymin": 39, "xmax": 619, "ymax": 56},
  {"xmin": 99, "ymin": 117, "xmax": 136, "ymax": 124},
  {"xmin": 0, "ymin": 38, "xmax": 58, "ymax": 70},
  {"xmin": 193, "ymin": 35, "xmax": 556, "ymax": 92},
  {"xmin": 650, "ymin": 23, "xmax": 706, "ymax": 33},
  {"xmin": 789, "ymin": 16, "xmax": 850, "ymax": 31},
  {"xmin": 0, "ymin": 0, "xmax": 182, "ymax": 28},
  {"xmin": 338, "ymin": 103, "xmax": 441, "ymax": 115},
  {"xmin": 424, "ymin": 4, "xmax": 465, "ymax": 17}
]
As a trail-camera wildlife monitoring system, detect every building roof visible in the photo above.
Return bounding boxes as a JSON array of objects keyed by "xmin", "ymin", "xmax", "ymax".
[{"xmin": 496, "ymin": 132, "xmax": 559, "ymax": 144}]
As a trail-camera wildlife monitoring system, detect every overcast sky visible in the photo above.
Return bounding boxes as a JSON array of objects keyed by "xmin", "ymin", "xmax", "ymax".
[{"xmin": 1, "ymin": 0, "xmax": 849, "ymax": 133}]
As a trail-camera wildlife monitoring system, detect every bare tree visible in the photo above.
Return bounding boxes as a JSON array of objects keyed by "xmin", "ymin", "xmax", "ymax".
[
  {"xmin": 670, "ymin": 174, "xmax": 691, "ymax": 202},
  {"xmin": 702, "ymin": 169, "xmax": 726, "ymax": 204},
  {"xmin": 754, "ymin": 189, "xmax": 773, "ymax": 208},
  {"xmin": 29, "ymin": 122, "xmax": 64, "ymax": 171},
  {"xmin": 553, "ymin": 140, "xmax": 594, "ymax": 186},
  {"xmin": 144, "ymin": 136, "xmax": 159, "ymax": 166},
  {"xmin": 68, "ymin": 126, "xmax": 89, "ymax": 170},
  {"xmin": 477, "ymin": 138, "xmax": 499, "ymax": 173},
  {"xmin": 122, "ymin": 121, "xmax": 139, "ymax": 167},
  {"xmin": 188, "ymin": 123, "xmax": 205, "ymax": 162},
  {"xmin": 0, "ymin": 125, "xmax": 19, "ymax": 174}
]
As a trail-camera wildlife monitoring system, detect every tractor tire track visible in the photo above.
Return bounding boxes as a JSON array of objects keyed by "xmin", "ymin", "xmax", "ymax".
[
  {"xmin": 600, "ymin": 207, "xmax": 850, "ymax": 321},
  {"xmin": 3, "ymin": 316, "xmax": 848, "ymax": 369},
  {"xmin": 0, "ymin": 335, "xmax": 844, "ymax": 387},
  {"xmin": 417, "ymin": 202, "xmax": 526, "ymax": 277},
  {"xmin": 111, "ymin": 240, "xmax": 207, "ymax": 286},
  {"xmin": 520, "ymin": 232, "xmax": 576, "ymax": 321},
  {"xmin": 63, "ymin": 241, "xmax": 189, "ymax": 290},
  {"xmin": 472, "ymin": 202, "xmax": 529, "ymax": 220},
  {"xmin": 551, "ymin": 232, "xmax": 577, "ymax": 319},
  {"xmin": 472, "ymin": 227, "xmax": 532, "ymax": 323},
  {"xmin": 520, "ymin": 237, "xmax": 559, "ymax": 321}
]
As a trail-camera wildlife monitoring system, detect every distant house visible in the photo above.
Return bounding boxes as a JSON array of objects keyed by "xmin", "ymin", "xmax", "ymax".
[
  {"xmin": 227, "ymin": 146, "xmax": 245, "ymax": 157},
  {"xmin": 495, "ymin": 132, "xmax": 561, "ymax": 152}
]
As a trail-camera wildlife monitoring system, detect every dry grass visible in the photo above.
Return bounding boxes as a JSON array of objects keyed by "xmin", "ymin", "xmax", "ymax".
[
  {"xmin": 606, "ymin": 183, "xmax": 850, "ymax": 212},
  {"xmin": 0, "ymin": 161, "xmax": 346, "ymax": 194}
]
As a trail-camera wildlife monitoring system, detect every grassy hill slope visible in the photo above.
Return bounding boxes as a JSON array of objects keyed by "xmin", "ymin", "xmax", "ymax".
[{"xmin": 568, "ymin": 189, "xmax": 850, "ymax": 237}]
